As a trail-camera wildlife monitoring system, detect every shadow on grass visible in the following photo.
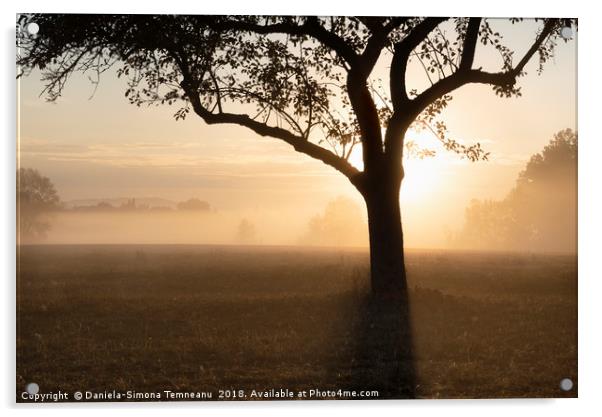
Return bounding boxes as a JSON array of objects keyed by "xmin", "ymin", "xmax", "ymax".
[{"xmin": 345, "ymin": 292, "xmax": 416, "ymax": 399}]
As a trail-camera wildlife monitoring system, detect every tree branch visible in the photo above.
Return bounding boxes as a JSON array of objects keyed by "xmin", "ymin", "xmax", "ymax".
[
  {"xmin": 333, "ymin": 19, "xmax": 408, "ymax": 174},
  {"xmin": 358, "ymin": 17, "xmax": 406, "ymax": 76},
  {"xmin": 204, "ymin": 17, "xmax": 360, "ymax": 66},
  {"xmin": 513, "ymin": 19, "xmax": 558, "ymax": 74},
  {"xmin": 384, "ymin": 18, "xmax": 448, "ymax": 160},
  {"xmin": 183, "ymin": 85, "xmax": 360, "ymax": 181},
  {"xmin": 411, "ymin": 19, "xmax": 559, "ymax": 120},
  {"xmin": 346, "ymin": 69, "xmax": 386, "ymax": 171},
  {"xmin": 163, "ymin": 40, "xmax": 362, "ymax": 181},
  {"xmin": 459, "ymin": 18, "xmax": 482, "ymax": 71},
  {"xmin": 357, "ymin": 17, "xmax": 386, "ymax": 33},
  {"xmin": 389, "ymin": 17, "xmax": 448, "ymax": 110}
]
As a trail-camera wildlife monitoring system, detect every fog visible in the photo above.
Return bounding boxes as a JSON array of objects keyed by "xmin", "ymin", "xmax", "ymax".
[
  {"xmin": 39, "ymin": 210, "xmax": 312, "ymax": 246},
  {"xmin": 23, "ymin": 178, "xmax": 576, "ymax": 253},
  {"xmin": 448, "ymin": 130, "xmax": 577, "ymax": 254},
  {"xmin": 448, "ymin": 180, "xmax": 577, "ymax": 253},
  {"xmin": 20, "ymin": 131, "xmax": 576, "ymax": 253}
]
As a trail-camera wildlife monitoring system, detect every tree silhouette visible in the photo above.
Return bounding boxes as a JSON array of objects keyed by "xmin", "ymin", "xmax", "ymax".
[
  {"xmin": 454, "ymin": 129, "xmax": 577, "ymax": 251},
  {"xmin": 17, "ymin": 15, "xmax": 575, "ymax": 296},
  {"xmin": 300, "ymin": 196, "xmax": 367, "ymax": 246},
  {"xmin": 17, "ymin": 167, "xmax": 61, "ymax": 240},
  {"xmin": 236, "ymin": 218, "xmax": 257, "ymax": 244},
  {"xmin": 177, "ymin": 198, "xmax": 211, "ymax": 211}
]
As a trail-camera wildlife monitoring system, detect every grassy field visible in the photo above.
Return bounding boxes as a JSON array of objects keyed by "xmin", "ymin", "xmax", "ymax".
[{"xmin": 16, "ymin": 245, "xmax": 577, "ymax": 401}]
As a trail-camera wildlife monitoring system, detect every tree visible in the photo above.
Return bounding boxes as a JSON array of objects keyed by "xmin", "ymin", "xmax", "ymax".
[
  {"xmin": 17, "ymin": 167, "xmax": 61, "ymax": 240},
  {"xmin": 509, "ymin": 128, "xmax": 577, "ymax": 251},
  {"xmin": 177, "ymin": 198, "xmax": 211, "ymax": 211},
  {"xmin": 453, "ymin": 129, "xmax": 577, "ymax": 251},
  {"xmin": 300, "ymin": 196, "xmax": 367, "ymax": 247},
  {"xmin": 17, "ymin": 15, "xmax": 575, "ymax": 297},
  {"xmin": 236, "ymin": 218, "xmax": 257, "ymax": 244},
  {"xmin": 516, "ymin": 128, "xmax": 577, "ymax": 188}
]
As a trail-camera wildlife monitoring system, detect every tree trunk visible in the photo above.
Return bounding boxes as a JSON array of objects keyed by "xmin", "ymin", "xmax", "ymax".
[
  {"xmin": 363, "ymin": 179, "xmax": 407, "ymax": 299},
  {"xmin": 357, "ymin": 176, "xmax": 415, "ymax": 397}
]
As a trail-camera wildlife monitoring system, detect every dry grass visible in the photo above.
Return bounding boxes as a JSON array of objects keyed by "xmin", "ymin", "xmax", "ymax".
[{"xmin": 16, "ymin": 245, "xmax": 577, "ymax": 401}]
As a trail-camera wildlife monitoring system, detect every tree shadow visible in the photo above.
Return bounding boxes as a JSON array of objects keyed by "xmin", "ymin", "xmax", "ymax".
[{"xmin": 346, "ymin": 293, "xmax": 416, "ymax": 399}]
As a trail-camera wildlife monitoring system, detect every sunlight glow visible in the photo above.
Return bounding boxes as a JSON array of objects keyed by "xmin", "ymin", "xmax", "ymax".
[
  {"xmin": 401, "ymin": 154, "xmax": 447, "ymax": 203},
  {"xmin": 401, "ymin": 128, "xmax": 447, "ymax": 203},
  {"xmin": 347, "ymin": 146, "xmax": 364, "ymax": 171},
  {"xmin": 347, "ymin": 128, "xmax": 447, "ymax": 203}
]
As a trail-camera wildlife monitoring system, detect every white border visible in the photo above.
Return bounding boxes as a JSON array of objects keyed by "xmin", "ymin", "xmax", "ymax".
[{"xmin": 3, "ymin": 1, "xmax": 599, "ymax": 416}]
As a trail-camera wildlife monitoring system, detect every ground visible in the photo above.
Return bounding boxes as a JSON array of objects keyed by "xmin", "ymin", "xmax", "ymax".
[{"xmin": 16, "ymin": 245, "xmax": 577, "ymax": 401}]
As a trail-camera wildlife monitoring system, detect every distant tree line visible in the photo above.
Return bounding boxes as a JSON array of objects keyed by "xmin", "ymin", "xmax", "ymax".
[
  {"xmin": 69, "ymin": 197, "xmax": 212, "ymax": 212},
  {"xmin": 17, "ymin": 167, "xmax": 214, "ymax": 240},
  {"xmin": 449, "ymin": 129, "xmax": 577, "ymax": 252}
]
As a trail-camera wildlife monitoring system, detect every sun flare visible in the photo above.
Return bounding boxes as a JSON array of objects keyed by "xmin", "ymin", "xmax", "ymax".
[{"xmin": 347, "ymin": 128, "xmax": 447, "ymax": 203}]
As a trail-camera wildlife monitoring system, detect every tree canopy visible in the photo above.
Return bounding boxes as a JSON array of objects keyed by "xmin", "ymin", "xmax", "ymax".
[{"xmin": 17, "ymin": 15, "xmax": 575, "ymax": 192}]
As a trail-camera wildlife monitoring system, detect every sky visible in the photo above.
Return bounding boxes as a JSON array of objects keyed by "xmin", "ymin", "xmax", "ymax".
[{"xmin": 17, "ymin": 18, "xmax": 577, "ymax": 248}]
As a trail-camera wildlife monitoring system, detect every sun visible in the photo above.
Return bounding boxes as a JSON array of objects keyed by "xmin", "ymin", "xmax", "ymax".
[
  {"xmin": 400, "ymin": 153, "xmax": 446, "ymax": 203},
  {"xmin": 400, "ymin": 128, "xmax": 447, "ymax": 203},
  {"xmin": 346, "ymin": 128, "xmax": 447, "ymax": 203},
  {"xmin": 347, "ymin": 146, "xmax": 364, "ymax": 171}
]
